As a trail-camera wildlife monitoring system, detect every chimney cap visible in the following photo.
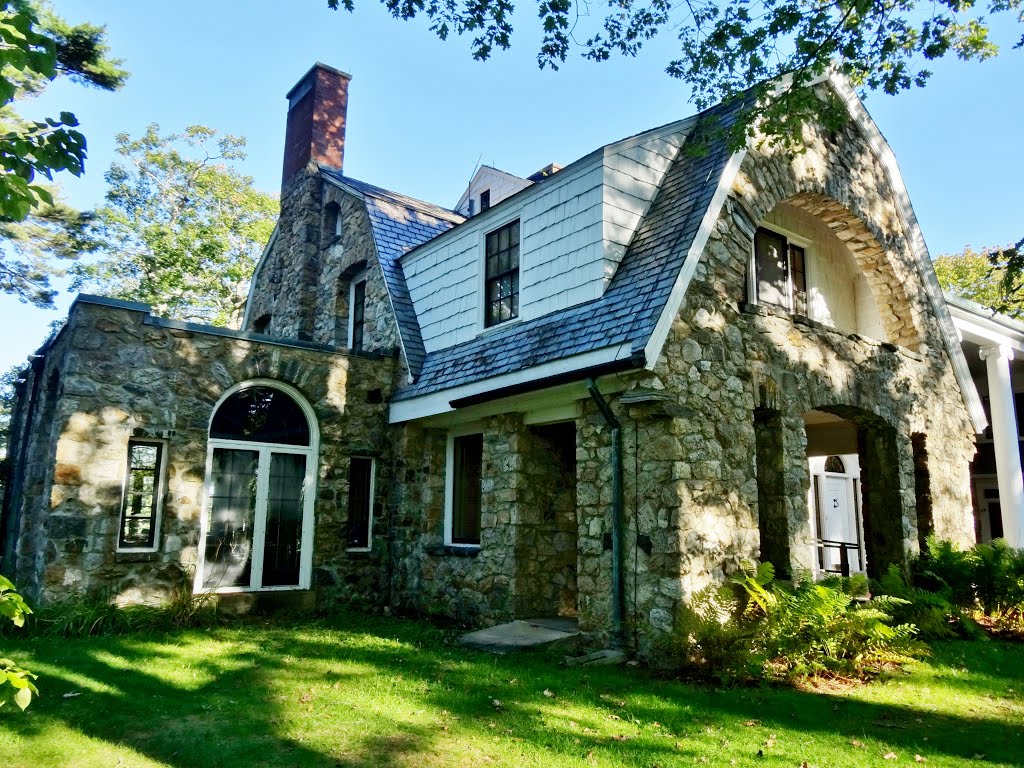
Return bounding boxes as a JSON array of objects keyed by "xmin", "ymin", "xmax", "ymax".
[{"xmin": 285, "ymin": 61, "xmax": 352, "ymax": 100}]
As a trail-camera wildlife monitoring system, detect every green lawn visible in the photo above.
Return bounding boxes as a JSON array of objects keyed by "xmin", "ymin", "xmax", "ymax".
[{"xmin": 1, "ymin": 613, "xmax": 1021, "ymax": 768}]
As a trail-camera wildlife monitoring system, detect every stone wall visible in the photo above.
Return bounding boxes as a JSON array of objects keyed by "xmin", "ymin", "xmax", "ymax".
[
  {"xmin": 245, "ymin": 166, "xmax": 403, "ymax": 362},
  {"xmin": 5, "ymin": 297, "xmax": 397, "ymax": 605}
]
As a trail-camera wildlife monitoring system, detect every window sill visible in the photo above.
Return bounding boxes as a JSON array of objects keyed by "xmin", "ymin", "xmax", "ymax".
[
  {"xmin": 476, "ymin": 317, "xmax": 522, "ymax": 339},
  {"xmin": 427, "ymin": 544, "xmax": 481, "ymax": 557},
  {"xmin": 741, "ymin": 302, "xmax": 922, "ymax": 360},
  {"xmin": 115, "ymin": 551, "xmax": 159, "ymax": 563},
  {"xmin": 345, "ymin": 547, "xmax": 374, "ymax": 557}
]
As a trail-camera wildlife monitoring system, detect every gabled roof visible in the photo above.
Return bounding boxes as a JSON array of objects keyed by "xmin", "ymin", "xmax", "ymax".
[
  {"xmin": 392, "ymin": 98, "xmax": 747, "ymax": 403},
  {"xmin": 321, "ymin": 169, "xmax": 464, "ymax": 377}
]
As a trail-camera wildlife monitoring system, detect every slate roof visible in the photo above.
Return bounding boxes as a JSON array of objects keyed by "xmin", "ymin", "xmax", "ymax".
[
  {"xmin": 390, "ymin": 99, "xmax": 745, "ymax": 402},
  {"xmin": 320, "ymin": 169, "xmax": 465, "ymax": 377}
]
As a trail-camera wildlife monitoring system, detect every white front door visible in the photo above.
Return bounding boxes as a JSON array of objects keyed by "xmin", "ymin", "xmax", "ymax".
[{"xmin": 818, "ymin": 475, "xmax": 863, "ymax": 574}]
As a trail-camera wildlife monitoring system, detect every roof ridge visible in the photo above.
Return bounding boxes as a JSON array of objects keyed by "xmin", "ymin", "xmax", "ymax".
[{"xmin": 321, "ymin": 168, "xmax": 465, "ymax": 224}]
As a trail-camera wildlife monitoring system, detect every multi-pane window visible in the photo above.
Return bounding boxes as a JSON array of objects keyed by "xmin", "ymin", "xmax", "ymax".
[
  {"xmin": 350, "ymin": 277, "xmax": 366, "ymax": 351},
  {"xmin": 119, "ymin": 441, "xmax": 163, "ymax": 549},
  {"xmin": 346, "ymin": 457, "xmax": 374, "ymax": 549},
  {"xmin": 754, "ymin": 227, "xmax": 808, "ymax": 315},
  {"xmin": 485, "ymin": 220, "xmax": 520, "ymax": 327},
  {"xmin": 450, "ymin": 433, "xmax": 483, "ymax": 545}
]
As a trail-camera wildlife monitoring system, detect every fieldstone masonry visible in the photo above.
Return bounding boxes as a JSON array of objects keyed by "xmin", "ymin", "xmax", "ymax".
[{"xmin": 1, "ymin": 96, "xmax": 979, "ymax": 665}]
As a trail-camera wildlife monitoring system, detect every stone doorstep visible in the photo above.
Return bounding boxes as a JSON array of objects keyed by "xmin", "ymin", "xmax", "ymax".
[{"xmin": 458, "ymin": 617, "xmax": 581, "ymax": 654}]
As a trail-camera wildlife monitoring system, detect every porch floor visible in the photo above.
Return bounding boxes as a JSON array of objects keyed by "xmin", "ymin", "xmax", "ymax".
[{"xmin": 458, "ymin": 617, "xmax": 579, "ymax": 654}]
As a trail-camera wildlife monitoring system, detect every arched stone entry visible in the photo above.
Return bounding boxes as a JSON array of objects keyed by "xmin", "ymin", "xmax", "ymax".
[{"xmin": 804, "ymin": 407, "xmax": 905, "ymax": 579}]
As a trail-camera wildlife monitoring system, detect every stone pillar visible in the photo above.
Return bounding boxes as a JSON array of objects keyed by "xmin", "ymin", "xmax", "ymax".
[{"xmin": 979, "ymin": 344, "xmax": 1024, "ymax": 547}]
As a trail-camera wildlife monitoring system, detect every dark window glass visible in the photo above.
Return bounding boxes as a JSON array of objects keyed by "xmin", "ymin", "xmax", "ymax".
[
  {"xmin": 790, "ymin": 244, "xmax": 807, "ymax": 315},
  {"xmin": 754, "ymin": 228, "xmax": 789, "ymax": 309},
  {"xmin": 252, "ymin": 314, "xmax": 271, "ymax": 334},
  {"xmin": 452, "ymin": 434, "xmax": 483, "ymax": 545},
  {"xmin": 824, "ymin": 455, "xmax": 845, "ymax": 473},
  {"xmin": 204, "ymin": 448, "xmax": 259, "ymax": 588},
  {"xmin": 210, "ymin": 387, "xmax": 310, "ymax": 446},
  {"xmin": 119, "ymin": 442, "xmax": 162, "ymax": 549},
  {"xmin": 480, "ymin": 189, "xmax": 491, "ymax": 212},
  {"xmin": 324, "ymin": 202, "xmax": 341, "ymax": 240},
  {"xmin": 351, "ymin": 279, "xmax": 366, "ymax": 351},
  {"xmin": 261, "ymin": 452, "xmax": 306, "ymax": 587},
  {"xmin": 346, "ymin": 457, "xmax": 373, "ymax": 549},
  {"xmin": 485, "ymin": 220, "xmax": 520, "ymax": 327}
]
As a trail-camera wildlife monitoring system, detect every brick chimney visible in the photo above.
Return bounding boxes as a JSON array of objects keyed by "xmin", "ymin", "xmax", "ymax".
[{"xmin": 282, "ymin": 62, "xmax": 351, "ymax": 189}]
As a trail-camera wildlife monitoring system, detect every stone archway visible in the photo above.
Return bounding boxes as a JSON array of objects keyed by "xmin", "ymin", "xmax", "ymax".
[{"xmin": 804, "ymin": 405, "xmax": 906, "ymax": 580}]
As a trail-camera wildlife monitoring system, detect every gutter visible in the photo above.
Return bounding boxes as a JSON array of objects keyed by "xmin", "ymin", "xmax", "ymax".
[{"xmin": 585, "ymin": 377, "xmax": 625, "ymax": 648}]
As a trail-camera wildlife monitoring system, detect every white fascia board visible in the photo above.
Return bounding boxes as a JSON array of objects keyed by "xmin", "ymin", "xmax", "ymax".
[
  {"xmin": 828, "ymin": 73, "xmax": 988, "ymax": 434},
  {"xmin": 240, "ymin": 223, "xmax": 279, "ymax": 330},
  {"xmin": 388, "ymin": 343, "xmax": 634, "ymax": 423},
  {"xmin": 642, "ymin": 149, "xmax": 748, "ymax": 366},
  {"xmin": 948, "ymin": 305, "xmax": 1024, "ymax": 353}
]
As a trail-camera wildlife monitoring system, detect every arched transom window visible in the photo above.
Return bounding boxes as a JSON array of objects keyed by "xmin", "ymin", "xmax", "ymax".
[{"xmin": 197, "ymin": 381, "xmax": 318, "ymax": 593}]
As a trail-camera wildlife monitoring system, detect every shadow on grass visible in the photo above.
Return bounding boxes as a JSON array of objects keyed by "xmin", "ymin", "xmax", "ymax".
[{"xmin": 3, "ymin": 615, "xmax": 1022, "ymax": 767}]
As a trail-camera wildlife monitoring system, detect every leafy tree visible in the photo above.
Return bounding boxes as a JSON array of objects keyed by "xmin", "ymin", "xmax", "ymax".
[
  {"xmin": 72, "ymin": 125, "xmax": 278, "ymax": 327},
  {"xmin": 935, "ymin": 244, "xmax": 1024, "ymax": 320},
  {"xmin": 0, "ymin": 0, "xmax": 126, "ymax": 306},
  {"xmin": 326, "ymin": 0, "xmax": 1022, "ymax": 149},
  {"xmin": 0, "ymin": 574, "xmax": 35, "ymax": 710}
]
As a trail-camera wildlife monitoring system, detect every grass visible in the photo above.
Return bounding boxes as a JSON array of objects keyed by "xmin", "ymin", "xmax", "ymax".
[{"xmin": 1, "ymin": 612, "xmax": 1021, "ymax": 768}]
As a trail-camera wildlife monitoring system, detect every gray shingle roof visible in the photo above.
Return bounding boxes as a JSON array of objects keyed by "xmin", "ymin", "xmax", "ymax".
[
  {"xmin": 320, "ymin": 170, "xmax": 464, "ymax": 377},
  {"xmin": 391, "ymin": 100, "xmax": 744, "ymax": 402}
]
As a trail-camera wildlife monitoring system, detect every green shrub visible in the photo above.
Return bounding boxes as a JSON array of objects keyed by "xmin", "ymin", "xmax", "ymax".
[
  {"xmin": 0, "ymin": 575, "xmax": 37, "ymax": 710},
  {"xmin": 673, "ymin": 563, "xmax": 926, "ymax": 682}
]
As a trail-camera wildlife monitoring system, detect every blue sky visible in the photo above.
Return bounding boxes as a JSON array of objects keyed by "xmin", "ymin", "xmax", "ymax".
[{"xmin": 1, "ymin": 0, "xmax": 1021, "ymax": 371}]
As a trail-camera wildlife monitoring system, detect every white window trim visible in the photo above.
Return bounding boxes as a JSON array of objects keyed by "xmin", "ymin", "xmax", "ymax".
[
  {"xmin": 444, "ymin": 424, "xmax": 485, "ymax": 548},
  {"xmin": 750, "ymin": 224, "xmax": 813, "ymax": 316},
  {"xmin": 345, "ymin": 456, "xmax": 376, "ymax": 553},
  {"xmin": 194, "ymin": 379, "xmax": 320, "ymax": 594},
  {"xmin": 477, "ymin": 215, "xmax": 524, "ymax": 335},
  {"xmin": 115, "ymin": 438, "xmax": 168, "ymax": 554},
  {"xmin": 347, "ymin": 268, "xmax": 367, "ymax": 348},
  {"xmin": 808, "ymin": 455, "xmax": 867, "ymax": 579}
]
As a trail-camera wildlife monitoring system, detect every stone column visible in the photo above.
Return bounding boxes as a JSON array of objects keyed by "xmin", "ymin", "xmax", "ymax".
[{"xmin": 979, "ymin": 344, "xmax": 1024, "ymax": 547}]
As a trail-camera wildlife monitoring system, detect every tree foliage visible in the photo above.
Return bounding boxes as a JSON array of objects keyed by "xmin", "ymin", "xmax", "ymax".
[
  {"xmin": 72, "ymin": 125, "xmax": 278, "ymax": 327},
  {"xmin": 0, "ymin": 0, "xmax": 125, "ymax": 307},
  {"xmin": 0, "ymin": 574, "xmax": 36, "ymax": 711},
  {"xmin": 327, "ymin": 0, "xmax": 1022, "ymax": 148},
  {"xmin": 934, "ymin": 242, "xmax": 1024, "ymax": 319}
]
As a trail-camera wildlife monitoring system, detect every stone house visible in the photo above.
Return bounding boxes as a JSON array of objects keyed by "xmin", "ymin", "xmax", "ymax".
[{"xmin": 0, "ymin": 63, "xmax": 987, "ymax": 655}]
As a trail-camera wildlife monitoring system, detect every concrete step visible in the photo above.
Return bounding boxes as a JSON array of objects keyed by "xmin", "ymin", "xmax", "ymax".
[{"xmin": 459, "ymin": 617, "xmax": 580, "ymax": 654}]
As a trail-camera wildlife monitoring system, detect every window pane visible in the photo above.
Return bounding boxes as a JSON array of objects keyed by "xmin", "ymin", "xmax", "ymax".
[
  {"xmin": 347, "ymin": 458, "xmax": 373, "ymax": 548},
  {"xmin": 790, "ymin": 244, "xmax": 807, "ymax": 315},
  {"xmin": 119, "ymin": 441, "xmax": 162, "ymax": 549},
  {"xmin": 210, "ymin": 387, "xmax": 310, "ymax": 445},
  {"xmin": 204, "ymin": 448, "xmax": 259, "ymax": 589},
  {"xmin": 262, "ymin": 453, "xmax": 307, "ymax": 587},
  {"xmin": 452, "ymin": 434, "xmax": 483, "ymax": 545},
  {"xmin": 484, "ymin": 221, "xmax": 520, "ymax": 327},
  {"xmin": 755, "ymin": 228, "xmax": 789, "ymax": 309},
  {"xmin": 351, "ymin": 280, "xmax": 366, "ymax": 351}
]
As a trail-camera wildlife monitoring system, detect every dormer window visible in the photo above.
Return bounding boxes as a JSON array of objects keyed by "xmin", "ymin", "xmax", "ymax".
[
  {"xmin": 480, "ymin": 189, "xmax": 490, "ymax": 212},
  {"xmin": 754, "ymin": 227, "xmax": 807, "ymax": 315},
  {"xmin": 485, "ymin": 220, "xmax": 520, "ymax": 327}
]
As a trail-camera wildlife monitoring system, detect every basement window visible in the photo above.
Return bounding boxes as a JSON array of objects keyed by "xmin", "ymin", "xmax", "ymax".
[
  {"xmin": 346, "ymin": 457, "xmax": 375, "ymax": 550},
  {"xmin": 753, "ymin": 227, "xmax": 808, "ymax": 315},
  {"xmin": 118, "ymin": 441, "xmax": 166, "ymax": 551},
  {"xmin": 446, "ymin": 433, "xmax": 483, "ymax": 546},
  {"xmin": 484, "ymin": 220, "xmax": 520, "ymax": 327}
]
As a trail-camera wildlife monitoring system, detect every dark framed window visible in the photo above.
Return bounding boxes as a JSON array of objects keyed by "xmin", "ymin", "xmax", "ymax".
[
  {"xmin": 754, "ymin": 227, "xmax": 808, "ymax": 315},
  {"xmin": 210, "ymin": 386, "xmax": 310, "ymax": 445},
  {"xmin": 346, "ymin": 457, "xmax": 374, "ymax": 549},
  {"xmin": 451, "ymin": 433, "xmax": 483, "ymax": 545},
  {"xmin": 485, "ymin": 220, "xmax": 520, "ymax": 327},
  {"xmin": 480, "ymin": 189, "xmax": 490, "ymax": 212},
  {"xmin": 350, "ymin": 278, "xmax": 366, "ymax": 351},
  {"xmin": 119, "ymin": 441, "xmax": 163, "ymax": 549}
]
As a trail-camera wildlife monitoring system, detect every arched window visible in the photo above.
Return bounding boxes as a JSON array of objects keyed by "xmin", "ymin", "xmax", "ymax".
[
  {"xmin": 197, "ymin": 381, "xmax": 318, "ymax": 593},
  {"xmin": 824, "ymin": 455, "xmax": 846, "ymax": 474}
]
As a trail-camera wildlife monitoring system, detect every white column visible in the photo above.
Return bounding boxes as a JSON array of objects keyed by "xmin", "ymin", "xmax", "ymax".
[{"xmin": 980, "ymin": 344, "xmax": 1024, "ymax": 547}]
